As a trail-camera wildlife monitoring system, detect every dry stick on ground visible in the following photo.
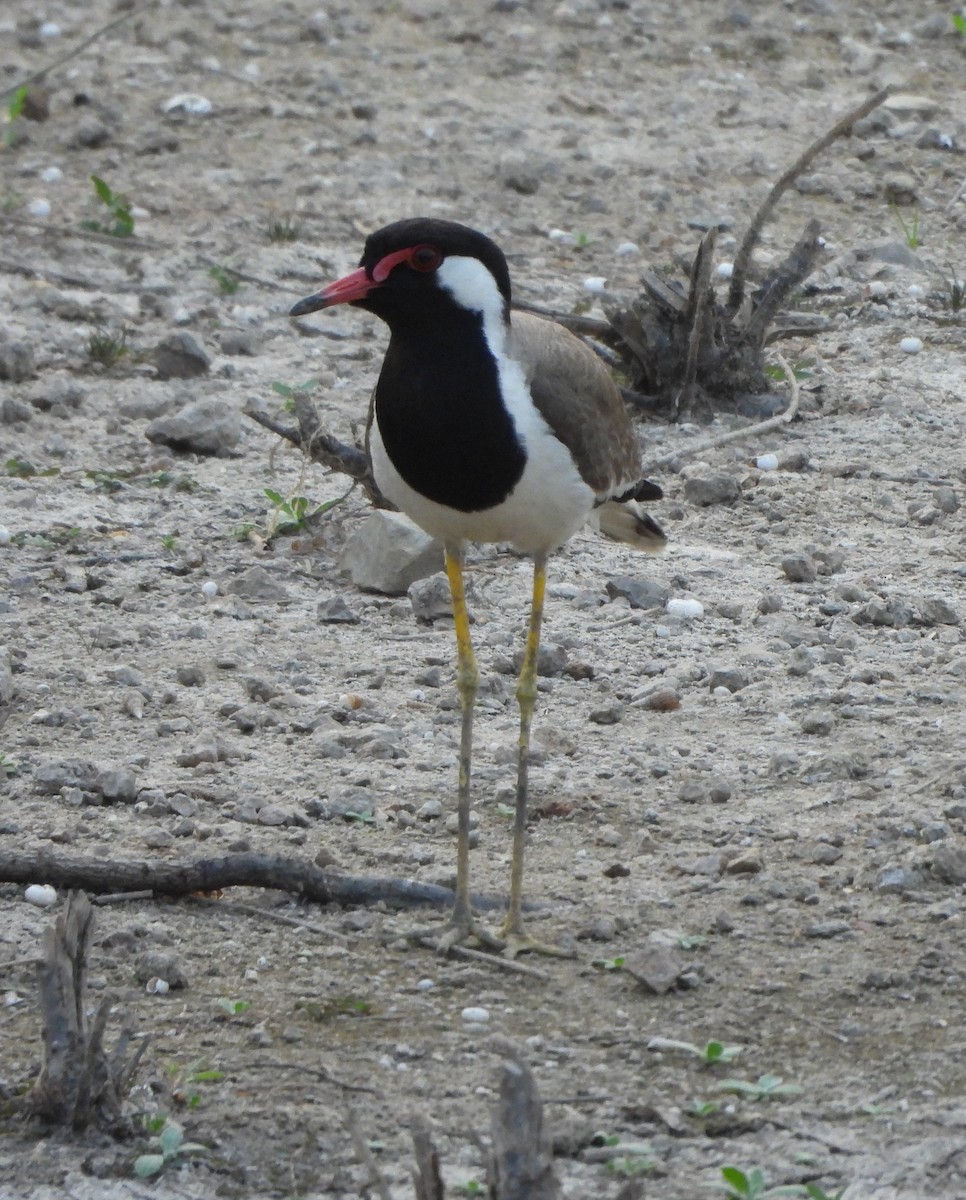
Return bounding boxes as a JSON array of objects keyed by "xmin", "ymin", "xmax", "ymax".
[
  {"xmin": 0, "ymin": 848, "xmax": 495, "ymax": 911},
  {"xmin": 27, "ymin": 891, "xmax": 147, "ymax": 1130},
  {"xmin": 675, "ymin": 226, "xmax": 717, "ymax": 418},
  {"xmin": 647, "ymin": 352, "xmax": 801, "ymax": 471},
  {"xmin": 411, "ymin": 1114, "xmax": 446, "ymax": 1200},
  {"xmin": 0, "ymin": 0, "xmax": 162, "ymax": 100},
  {"xmin": 727, "ymin": 85, "xmax": 892, "ymax": 314}
]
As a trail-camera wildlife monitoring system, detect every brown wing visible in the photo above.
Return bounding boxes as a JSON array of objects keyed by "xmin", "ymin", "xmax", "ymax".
[{"xmin": 509, "ymin": 311, "xmax": 644, "ymax": 499}]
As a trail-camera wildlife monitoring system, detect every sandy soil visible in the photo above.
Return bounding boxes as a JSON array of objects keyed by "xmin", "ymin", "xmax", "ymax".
[{"xmin": 1, "ymin": 1, "xmax": 965, "ymax": 1197}]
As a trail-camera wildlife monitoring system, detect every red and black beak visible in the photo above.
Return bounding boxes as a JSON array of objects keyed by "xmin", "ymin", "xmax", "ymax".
[{"xmin": 289, "ymin": 267, "xmax": 377, "ymax": 316}]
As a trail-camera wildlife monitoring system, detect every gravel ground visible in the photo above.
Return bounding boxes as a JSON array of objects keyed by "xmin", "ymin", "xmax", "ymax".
[{"xmin": 1, "ymin": 2, "xmax": 965, "ymax": 1198}]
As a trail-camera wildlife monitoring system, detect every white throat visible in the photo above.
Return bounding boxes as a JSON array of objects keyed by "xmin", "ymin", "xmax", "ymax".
[{"xmin": 436, "ymin": 256, "xmax": 508, "ymax": 358}]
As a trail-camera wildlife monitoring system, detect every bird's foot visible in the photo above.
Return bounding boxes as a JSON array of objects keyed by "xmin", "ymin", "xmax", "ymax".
[
  {"xmin": 404, "ymin": 914, "xmax": 506, "ymax": 956},
  {"xmin": 500, "ymin": 921, "xmax": 576, "ymax": 961}
]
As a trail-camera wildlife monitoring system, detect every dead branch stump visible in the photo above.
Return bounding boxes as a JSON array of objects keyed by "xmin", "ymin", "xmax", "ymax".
[
  {"xmin": 27, "ymin": 891, "xmax": 145, "ymax": 1131},
  {"xmin": 487, "ymin": 1048, "xmax": 561, "ymax": 1200}
]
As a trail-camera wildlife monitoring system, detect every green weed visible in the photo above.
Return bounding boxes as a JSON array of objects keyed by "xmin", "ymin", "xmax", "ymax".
[
  {"xmin": 647, "ymin": 1036, "xmax": 743, "ymax": 1065},
  {"xmin": 714, "ymin": 1073, "xmax": 803, "ymax": 1102},
  {"xmin": 86, "ymin": 326, "xmax": 128, "ymax": 367},
  {"xmin": 134, "ymin": 1119, "xmax": 206, "ymax": 1178},
  {"xmin": 208, "ymin": 264, "xmax": 241, "ymax": 295},
  {"xmin": 890, "ymin": 202, "xmax": 921, "ymax": 250},
  {"xmin": 83, "ymin": 175, "xmax": 134, "ymax": 238}
]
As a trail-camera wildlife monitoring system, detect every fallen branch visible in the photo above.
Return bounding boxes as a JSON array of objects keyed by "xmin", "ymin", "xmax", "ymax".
[{"xmin": 0, "ymin": 848, "xmax": 496, "ymax": 912}]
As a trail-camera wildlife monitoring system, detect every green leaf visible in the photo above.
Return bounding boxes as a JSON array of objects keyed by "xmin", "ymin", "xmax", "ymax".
[
  {"xmin": 271, "ymin": 381, "xmax": 295, "ymax": 398},
  {"xmin": 263, "ymin": 488, "xmax": 285, "ymax": 506},
  {"xmin": 91, "ymin": 174, "xmax": 112, "ymax": 204},
  {"xmin": 134, "ymin": 1154, "xmax": 166, "ymax": 1178},
  {"xmin": 159, "ymin": 1121, "xmax": 184, "ymax": 1157},
  {"xmin": 721, "ymin": 1166, "xmax": 751, "ymax": 1195}
]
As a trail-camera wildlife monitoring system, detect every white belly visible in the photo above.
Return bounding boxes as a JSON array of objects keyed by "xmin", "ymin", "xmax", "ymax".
[{"xmin": 370, "ymin": 408, "xmax": 595, "ymax": 556}]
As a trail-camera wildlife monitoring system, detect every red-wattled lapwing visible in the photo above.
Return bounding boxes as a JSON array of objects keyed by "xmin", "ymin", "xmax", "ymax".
[{"xmin": 291, "ymin": 218, "xmax": 666, "ymax": 956}]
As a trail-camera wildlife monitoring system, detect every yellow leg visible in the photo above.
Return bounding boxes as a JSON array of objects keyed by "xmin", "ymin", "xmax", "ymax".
[
  {"xmin": 445, "ymin": 543, "xmax": 477, "ymax": 930},
  {"xmin": 501, "ymin": 556, "xmax": 572, "ymax": 958},
  {"xmin": 434, "ymin": 544, "xmax": 502, "ymax": 952}
]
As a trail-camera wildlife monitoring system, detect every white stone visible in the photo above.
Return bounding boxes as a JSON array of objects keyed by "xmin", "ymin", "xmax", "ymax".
[
  {"xmin": 24, "ymin": 885, "xmax": 57, "ymax": 908},
  {"xmin": 0, "ymin": 526, "xmax": 11, "ymax": 545},
  {"xmin": 756, "ymin": 453, "xmax": 779, "ymax": 471},
  {"xmin": 582, "ymin": 276, "xmax": 608, "ymax": 293},
  {"xmin": 900, "ymin": 336, "xmax": 923, "ymax": 355},
  {"xmin": 715, "ymin": 262, "xmax": 734, "ymax": 279},
  {"xmin": 27, "ymin": 198, "xmax": 51, "ymax": 219},
  {"xmin": 163, "ymin": 93, "xmax": 213, "ymax": 116},
  {"xmin": 40, "ymin": 166, "xmax": 63, "ymax": 183},
  {"xmin": 666, "ymin": 598, "xmax": 704, "ymax": 619},
  {"xmin": 615, "ymin": 241, "xmax": 640, "ymax": 257},
  {"xmin": 547, "ymin": 228, "xmax": 576, "ymax": 246},
  {"xmin": 201, "ymin": 580, "xmax": 218, "ymax": 598},
  {"xmin": 461, "ymin": 1006, "xmax": 490, "ymax": 1024}
]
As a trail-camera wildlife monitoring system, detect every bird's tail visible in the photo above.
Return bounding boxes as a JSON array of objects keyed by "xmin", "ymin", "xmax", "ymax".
[{"xmin": 596, "ymin": 499, "xmax": 667, "ymax": 553}]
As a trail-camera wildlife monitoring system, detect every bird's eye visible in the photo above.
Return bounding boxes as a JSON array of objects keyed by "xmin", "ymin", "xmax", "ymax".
[{"xmin": 409, "ymin": 244, "xmax": 443, "ymax": 272}]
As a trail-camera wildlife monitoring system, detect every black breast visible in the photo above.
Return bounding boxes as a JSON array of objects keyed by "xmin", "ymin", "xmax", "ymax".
[{"xmin": 374, "ymin": 312, "xmax": 526, "ymax": 513}]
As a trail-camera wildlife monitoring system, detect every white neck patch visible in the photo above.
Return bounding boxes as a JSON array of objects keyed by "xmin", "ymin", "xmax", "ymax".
[{"xmin": 436, "ymin": 256, "xmax": 508, "ymax": 356}]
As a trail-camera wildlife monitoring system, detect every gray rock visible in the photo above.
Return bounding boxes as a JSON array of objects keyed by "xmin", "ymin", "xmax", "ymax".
[
  {"xmin": 0, "ymin": 340, "xmax": 35, "ymax": 382},
  {"xmin": 933, "ymin": 487, "xmax": 959, "ymax": 514},
  {"xmin": 931, "ymin": 844, "xmax": 966, "ymax": 886},
  {"xmin": 135, "ymin": 951, "xmax": 188, "ymax": 988},
  {"xmin": 623, "ymin": 940, "xmax": 686, "ymax": 995},
  {"xmin": 71, "ymin": 115, "xmax": 111, "ymax": 148},
  {"xmin": 708, "ymin": 667, "xmax": 748, "ymax": 693},
  {"xmin": 0, "ymin": 647, "xmax": 14, "ymax": 706},
  {"xmin": 408, "ymin": 572, "xmax": 454, "ymax": 622},
  {"xmin": 801, "ymin": 711, "xmax": 834, "ymax": 736},
  {"xmin": 341, "ymin": 511, "xmax": 444, "ymax": 595},
  {"xmin": 97, "ymin": 767, "xmax": 138, "ymax": 804},
  {"xmin": 757, "ymin": 592, "xmax": 782, "ymax": 614},
  {"xmin": 683, "ymin": 473, "xmax": 740, "ymax": 507},
  {"xmin": 917, "ymin": 597, "xmax": 959, "ymax": 627},
  {"xmin": 176, "ymin": 664, "xmax": 206, "ymax": 687},
  {"xmin": 225, "ymin": 565, "xmax": 290, "ymax": 602},
  {"xmin": 805, "ymin": 920, "xmax": 853, "ymax": 939},
  {"xmin": 513, "ymin": 642, "xmax": 568, "ymax": 677},
  {"xmin": 853, "ymin": 600, "xmax": 913, "ymax": 628},
  {"xmin": 678, "ymin": 780, "xmax": 707, "ymax": 804},
  {"xmin": 589, "ymin": 701, "xmax": 624, "ymax": 725},
  {"xmin": 146, "ymin": 398, "xmax": 240, "ymax": 454},
  {"xmin": 876, "ymin": 866, "xmax": 921, "ymax": 894},
  {"xmin": 219, "ymin": 330, "xmax": 257, "ymax": 356},
  {"xmin": 723, "ymin": 848, "xmax": 763, "ymax": 875},
  {"xmin": 318, "ymin": 595, "xmax": 359, "ymax": 624},
  {"xmin": 605, "ymin": 575, "xmax": 669, "ymax": 610},
  {"xmin": 1, "ymin": 395, "xmax": 32, "ymax": 423},
  {"xmin": 154, "ymin": 332, "xmax": 212, "ymax": 379},
  {"xmin": 781, "ymin": 554, "xmax": 817, "ymax": 583}
]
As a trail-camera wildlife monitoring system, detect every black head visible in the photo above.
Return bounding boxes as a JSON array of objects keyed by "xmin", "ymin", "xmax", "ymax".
[{"xmin": 290, "ymin": 218, "xmax": 512, "ymax": 327}]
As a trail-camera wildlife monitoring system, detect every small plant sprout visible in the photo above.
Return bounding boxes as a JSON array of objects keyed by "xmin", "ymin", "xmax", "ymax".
[
  {"xmin": 208, "ymin": 264, "xmax": 241, "ymax": 295},
  {"xmin": 262, "ymin": 488, "xmax": 346, "ymax": 538},
  {"xmin": 83, "ymin": 175, "xmax": 135, "ymax": 237},
  {"xmin": 454, "ymin": 1181, "xmax": 484, "ymax": 1196},
  {"xmin": 266, "ymin": 212, "xmax": 300, "ymax": 243},
  {"xmin": 86, "ymin": 325, "xmax": 128, "ymax": 367},
  {"xmin": 890, "ymin": 202, "xmax": 921, "ymax": 250},
  {"xmin": 216, "ymin": 997, "xmax": 251, "ymax": 1017},
  {"xmin": 271, "ymin": 377, "xmax": 318, "ymax": 412},
  {"xmin": 714, "ymin": 1073, "xmax": 803, "ymax": 1102},
  {"xmin": 592, "ymin": 955, "xmax": 626, "ymax": 971},
  {"xmin": 167, "ymin": 1060, "xmax": 224, "ymax": 1109},
  {"xmin": 954, "ymin": 11, "xmax": 966, "ymax": 34},
  {"xmin": 647, "ymin": 1036, "xmax": 744, "ymax": 1065},
  {"xmin": 689, "ymin": 1098, "xmax": 720, "ymax": 1118},
  {"xmin": 134, "ymin": 1119, "xmax": 206, "ymax": 1178},
  {"xmin": 0, "ymin": 752, "xmax": 19, "ymax": 778},
  {"xmin": 3, "ymin": 85, "xmax": 28, "ymax": 148},
  {"xmin": 718, "ymin": 1167, "xmax": 846, "ymax": 1200},
  {"xmin": 161, "ymin": 533, "xmax": 177, "ymax": 551}
]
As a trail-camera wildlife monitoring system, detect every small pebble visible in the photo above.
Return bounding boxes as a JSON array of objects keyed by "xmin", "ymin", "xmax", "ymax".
[
  {"xmin": 907, "ymin": 284, "xmax": 924, "ymax": 299},
  {"xmin": 0, "ymin": 527, "xmax": 11, "ymax": 545},
  {"xmin": 547, "ymin": 228, "xmax": 576, "ymax": 245},
  {"xmin": 583, "ymin": 276, "xmax": 608, "ymax": 293},
  {"xmin": 415, "ymin": 978, "xmax": 435, "ymax": 991},
  {"xmin": 461, "ymin": 1006, "xmax": 490, "ymax": 1024},
  {"xmin": 615, "ymin": 241, "xmax": 640, "ymax": 257},
  {"xmin": 756, "ymin": 453, "xmax": 779, "ymax": 471},
  {"xmin": 27, "ymin": 198, "xmax": 51, "ymax": 219},
  {"xmin": 666, "ymin": 598, "xmax": 704, "ymax": 620},
  {"xmin": 201, "ymin": 580, "xmax": 218, "ymax": 598},
  {"xmin": 900, "ymin": 336, "xmax": 923, "ymax": 355},
  {"xmin": 715, "ymin": 262, "xmax": 734, "ymax": 279},
  {"xmin": 25, "ymin": 884, "xmax": 57, "ymax": 908},
  {"xmin": 164, "ymin": 93, "xmax": 213, "ymax": 115},
  {"xmin": 40, "ymin": 166, "xmax": 63, "ymax": 183},
  {"xmin": 145, "ymin": 977, "xmax": 170, "ymax": 995}
]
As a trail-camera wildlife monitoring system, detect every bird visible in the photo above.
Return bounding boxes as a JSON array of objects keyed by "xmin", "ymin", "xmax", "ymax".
[{"xmin": 291, "ymin": 218, "xmax": 666, "ymax": 956}]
